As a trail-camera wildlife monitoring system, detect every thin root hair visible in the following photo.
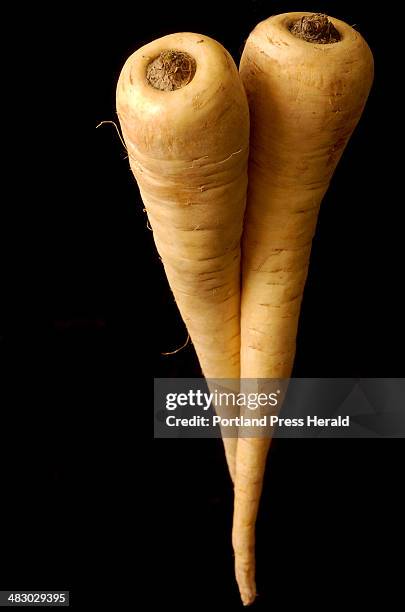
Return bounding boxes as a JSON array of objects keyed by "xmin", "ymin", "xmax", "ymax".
[
  {"xmin": 96, "ymin": 120, "xmax": 128, "ymax": 152},
  {"xmin": 161, "ymin": 334, "xmax": 191, "ymax": 356}
]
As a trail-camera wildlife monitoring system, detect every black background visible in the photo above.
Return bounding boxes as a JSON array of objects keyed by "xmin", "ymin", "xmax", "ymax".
[{"xmin": 2, "ymin": 0, "xmax": 404, "ymax": 608}]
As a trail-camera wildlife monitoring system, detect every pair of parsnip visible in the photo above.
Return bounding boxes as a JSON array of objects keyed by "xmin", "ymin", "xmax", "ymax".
[{"xmin": 116, "ymin": 12, "xmax": 373, "ymax": 606}]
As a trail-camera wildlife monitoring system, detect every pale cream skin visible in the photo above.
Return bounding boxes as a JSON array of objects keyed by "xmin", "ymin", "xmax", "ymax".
[
  {"xmin": 117, "ymin": 33, "xmax": 250, "ymax": 479},
  {"xmin": 233, "ymin": 13, "xmax": 374, "ymax": 606}
]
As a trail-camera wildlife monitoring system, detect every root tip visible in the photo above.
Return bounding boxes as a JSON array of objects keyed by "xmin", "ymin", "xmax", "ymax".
[{"xmin": 240, "ymin": 589, "xmax": 256, "ymax": 606}]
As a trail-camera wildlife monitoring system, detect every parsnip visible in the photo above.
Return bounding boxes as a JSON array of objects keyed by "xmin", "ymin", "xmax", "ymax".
[
  {"xmin": 233, "ymin": 13, "xmax": 374, "ymax": 604},
  {"xmin": 116, "ymin": 33, "xmax": 250, "ymax": 480}
]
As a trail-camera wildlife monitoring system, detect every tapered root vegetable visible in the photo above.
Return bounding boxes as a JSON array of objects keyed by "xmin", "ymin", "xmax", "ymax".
[
  {"xmin": 233, "ymin": 13, "xmax": 373, "ymax": 605},
  {"xmin": 116, "ymin": 33, "xmax": 250, "ymax": 480}
]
